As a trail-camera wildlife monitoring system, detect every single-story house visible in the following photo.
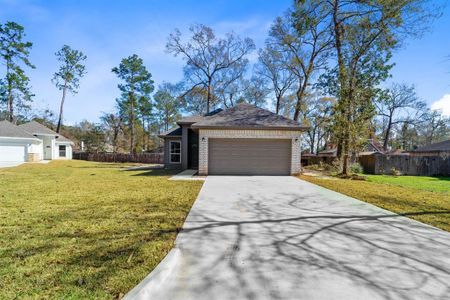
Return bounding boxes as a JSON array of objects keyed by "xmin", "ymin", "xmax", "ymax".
[
  {"xmin": 159, "ymin": 103, "xmax": 308, "ymax": 175},
  {"xmin": 302, "ymin": 139, "xmax": 385, "ymax": 166},
  {"xmin": 411, "ymin": 140, "xmax": 450, "ymax": 157},
  {"xmin": 0, "ymin": 120, "xmax": 74, "ymax": 164}
]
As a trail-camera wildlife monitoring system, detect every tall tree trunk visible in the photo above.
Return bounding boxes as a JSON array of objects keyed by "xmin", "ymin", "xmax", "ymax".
[
  {"xmin": 142, "ymin": 117, "xmax": 146, "ymax": 152},
  {"xmin": 7, "ymin": 86, "xmax": 13, "ymax": 123},
  {"xmin": 308, "ymin": 128, "xmax": 316, "ymax": 154},
  {"xmin": 206, "ymin": 77, "xmax": 212, "ymax": 113},
  {"xmin": 293, "ymin": 76, "xmax": 310, "ymax": 121},
  {"xmin": 316, "ymin": 128, "xmax": 322, "ymax": 154},
  {"xmin": 383, "ymin": 115, "xmax": 393, "ymax": 151},
  {"xmin": 6, "ymin": 64, "xmax": 14, "ymax": 123},
  {"xmin": 113, "ymin": 129, "xmax": 118, "ymax": 153},
  {"xmin": 275, "ymin": 94, "xmax": 281, "ymax": 115},
  {"xmin": 56, "ymin": 82, "xmax": 68, "ymax": 133},
  {"xmin": 130, "ymin": 95, "xmax": 135, "ymax": 154},
  {"xmin": 332, "ymin": 0, "xmax": 350, "ymax": 174}
]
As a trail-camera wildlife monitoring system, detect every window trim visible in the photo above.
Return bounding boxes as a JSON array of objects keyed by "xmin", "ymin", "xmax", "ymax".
[
  {"xmin": 169, "ymin": 140, "xmax": 181, "ymax": 164},
  {"xmin": 58, "ymin": 145, "xmax": 66, "ymax": 157}
]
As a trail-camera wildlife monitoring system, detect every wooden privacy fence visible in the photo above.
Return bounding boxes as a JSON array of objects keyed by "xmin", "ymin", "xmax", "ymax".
[
  {"xmin": 359, "ymin": 154, "xmax": 450, "ymax": 176},
  {"xmin": 73, "ymin": 152, "xmax": 164, "ymax": 164}
]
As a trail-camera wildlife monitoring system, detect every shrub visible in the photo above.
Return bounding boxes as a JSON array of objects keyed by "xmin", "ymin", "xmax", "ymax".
[
  {"xmin": 390, "ymin": 167, "xmax": 402, "ymax": 176},
  {"xmin": 350, "ymin": 163, "xmax": 364, "ymax": 174},
  {"xmin": 324, "ymin": 159, "xmax": 341, "ymax": 173},
  {"xmin": 305, "ymin": 164, "xmax": 321, "ymax": 171}
]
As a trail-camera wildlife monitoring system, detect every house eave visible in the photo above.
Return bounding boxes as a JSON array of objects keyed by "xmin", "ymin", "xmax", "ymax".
[
  {"xmin": 55, "ymin": 141, "xmax": 74, "ymax": 145},
  {"xmin": 176, "ymin": 121, "xmax": 197, "ymax": 126},
  {"xmin": 34, "ymin": 133, "xmax": 58, "ymax": 137},
  {"xmin": 158, "ymin": 134, "xmax": 182, "ymax": 138},
  {"xmin": 191, "ymin": 125, "xmax": 310, "ymax": 131},
  {"xmin": 0, "ymin": 136, "xmax": 41, "ymax": 143}
]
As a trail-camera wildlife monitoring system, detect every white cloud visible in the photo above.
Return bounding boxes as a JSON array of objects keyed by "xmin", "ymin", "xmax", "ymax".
[
  {"xmin": 0, "ymin": 0, "xmax": 49, "ymax": 21},
  {"xmin": 431, "ymin": 94, "xmax": 450, "ymax": 116}
]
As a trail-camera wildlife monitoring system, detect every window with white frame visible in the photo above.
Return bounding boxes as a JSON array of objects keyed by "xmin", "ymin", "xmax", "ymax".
[
  {"xmin": 169, "ymin": 141, "xmax": 181, "ymax": 163},
  {"xmin": 59, "ymin": 145, "xmax": 66, "ymax": 157}
]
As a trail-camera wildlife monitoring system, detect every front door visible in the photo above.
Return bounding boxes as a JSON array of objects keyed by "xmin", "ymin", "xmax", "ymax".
[
  {"xmin": 188, "ymin": 129, "xmax": 199, "ymax": 169},
  {"xmin": 43, "ymin": 137, "xmax": 53, "ymax": 160}
]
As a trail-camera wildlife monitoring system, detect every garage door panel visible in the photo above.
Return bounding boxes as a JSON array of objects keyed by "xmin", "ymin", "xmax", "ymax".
[
  {"xmin": 208, "ymin": 138, "xmax": 291, "ymax": 175},
  {"xmin": 0, "ymin": 143, "xmax": 26, "ymax": 162}
]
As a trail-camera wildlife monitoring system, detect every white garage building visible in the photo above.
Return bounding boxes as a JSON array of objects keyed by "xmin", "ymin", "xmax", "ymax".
[{"xmin": 0, "ymin": 120, "xmax": 73, "ymax": 165}]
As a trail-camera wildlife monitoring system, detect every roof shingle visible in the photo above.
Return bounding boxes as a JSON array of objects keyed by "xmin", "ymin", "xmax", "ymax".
[
  {"xmin": 0, "ymin": 120, "xmax": 39, "ymax": 139},
  {"xmin": 414, "ymin": 140, "xmax": 450, "ymax": 152},
  {"xmin": 18, "ymin": 121, "xmax": 59, "ymax": 136},
  {"xmin": 191, "ymin": 103, "xmax": 307, "ymax": 130},
  {"xmin": 158, "ymin": 127, "xmax": 182, "ymax": 137}
]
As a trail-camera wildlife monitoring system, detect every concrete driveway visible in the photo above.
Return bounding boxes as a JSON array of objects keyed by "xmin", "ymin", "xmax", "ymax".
[
  {"xmin": 126, "ymin": 176, "xmax": 450, "ymax": 300},
  {"xmin": 0, "ymin": 161, "xmax": 23, "ymax": 168}
]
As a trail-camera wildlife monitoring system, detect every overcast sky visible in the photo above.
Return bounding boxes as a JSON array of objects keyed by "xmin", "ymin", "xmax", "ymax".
[{"xmin": 1, "ymin": 0, "xmax": 450, "ymax": 124}]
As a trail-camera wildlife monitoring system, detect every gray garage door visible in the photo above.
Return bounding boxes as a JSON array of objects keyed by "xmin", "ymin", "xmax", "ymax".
[{"xmin": 208, "ymin": 138, "xmax": 291, "ymax": 175}]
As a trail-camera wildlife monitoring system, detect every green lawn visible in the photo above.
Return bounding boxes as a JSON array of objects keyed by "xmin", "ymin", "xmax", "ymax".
[
  {"xmin": 299, "ymin": 175, "xmax": 450, "ymax": 232},
  {"xmin": 367, "ymin": 175, "xmax": 450, "ymax": 193},
  {"xmin": 0, "ymin": 160, "xmax": 203, "ymax": 299}
]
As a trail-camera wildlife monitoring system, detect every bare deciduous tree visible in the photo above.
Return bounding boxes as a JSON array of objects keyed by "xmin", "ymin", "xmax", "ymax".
[
  {"xmin": 256, "ymin": 44, "xmax": 296, "ymax": 114},
  {"xmin": 268, "ymin": 7, "xmax": 332, "ymax": 121},
  {"xmin": 375, "ymin": 83, "xmax": 426, "ymax": 151},
  {"xmin": 166, "ymin": 24, "xmax": 255, "ymax": 113}
]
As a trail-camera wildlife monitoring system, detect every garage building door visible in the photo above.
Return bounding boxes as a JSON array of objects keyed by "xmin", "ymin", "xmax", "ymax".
[
  {"xmin": 208, "ymin": 138, "xmax": 291, "ymax": 175},
  {"xmin": 0, "ymin": 143, "xmax": 26, "ymax": 162}
]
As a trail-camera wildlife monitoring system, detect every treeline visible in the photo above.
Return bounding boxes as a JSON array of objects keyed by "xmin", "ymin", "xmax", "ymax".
[{"xmin": 1, "ymin": 1, "xmax": 449, "ymax": 175}]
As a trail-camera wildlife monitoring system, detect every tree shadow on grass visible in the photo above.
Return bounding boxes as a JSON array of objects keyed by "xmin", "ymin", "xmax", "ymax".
[
  {"xmin": 130, "ymin": 169, "xmax": 179, "ymax": 177},
  {"xmin": 436, "ymin": 176, "xmax": 450, "ymax": 181}
]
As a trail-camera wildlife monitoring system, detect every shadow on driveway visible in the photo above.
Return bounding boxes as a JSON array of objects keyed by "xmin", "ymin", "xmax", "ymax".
[{"xmin": 126, "ymin": 176, "xmax": 450, "ymax": 300}]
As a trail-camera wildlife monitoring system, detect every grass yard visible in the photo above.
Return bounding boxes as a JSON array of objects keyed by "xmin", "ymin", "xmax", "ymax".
[
  {"xmin": 0, "ymin": 160, "xmax": 203, "ymax": 299},
  {"xmin": 366, "ymin": 175, "xmax": 450, "ymax": 193},
  {"xmin": 300, "ymin": 174, "xmax": 450, "ymax": 232}
]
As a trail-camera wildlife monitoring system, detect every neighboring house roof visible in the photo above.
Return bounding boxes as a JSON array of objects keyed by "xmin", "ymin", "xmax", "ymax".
[
  {"xmin": 158, "ymin": 127, "xmax": 182, "ymax": 138},
  {"xmin": 0, "ymin": 120, "xmax": 40, "ymax": 140},
  {"xmin": 414, "ymin": 140, "xmax": 450, "ymax": 152},
  {"xmin": 367, "ymin": 139, "xmax": 384, "ymax": 153},
  {"xmin": 18, "ymin": 121, "xmax": 59, "ymax": 136},
  {"xmin": 191, "ymin": 103, "xmax": 308, "ymax": 130},
  {"xmin": 386, "ymin": 149, "xmax": 409, "ymax": 156},
  {"xmin": 318, "ymin": 148, "xmax": 337, "ymax": 156},
  {"xmin": 19, "ymin": 120, "xmax": 73, "ymax": 144}
]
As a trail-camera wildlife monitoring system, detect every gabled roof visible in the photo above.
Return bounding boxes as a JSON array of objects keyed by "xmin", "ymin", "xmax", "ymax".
[
  {"xmin": 367, "ymin": 139, "xmax": 384, "ymax": 153},
  {"xmin": 18, "ymin": 121, "xmax": 59, "ymax": 136},
  {"xmin": 158, "ymin": 127, "xmax": 182, "ymax": 138},
  {"xmin": 414, "ymin": 140, "xmax": 450, "ymax": 152},
  {"xmin": 191, "ymin": 103, "xmax": 307, "ymax": 130},
  {"xmin": 0, "ymin": 120, "xmax": 39, "ymax": 140},
  {"xmin": 318, "ymin": 148, "xmax": 337, "ymax": 156}
]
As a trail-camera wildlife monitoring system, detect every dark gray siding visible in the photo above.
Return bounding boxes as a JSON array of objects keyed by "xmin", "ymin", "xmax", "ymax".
[{"xmin": 163, "ymin": 137, "xmax": 182, "ymax": 166}]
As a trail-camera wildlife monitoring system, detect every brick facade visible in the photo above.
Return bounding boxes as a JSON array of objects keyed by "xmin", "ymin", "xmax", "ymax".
[
  {"xmin": 27, "ymin": 153, "xmax": 40, "ymax": 162},
  {"xmin": 198, "ymin": 129, "xmax": 302, "ymax": 175}
]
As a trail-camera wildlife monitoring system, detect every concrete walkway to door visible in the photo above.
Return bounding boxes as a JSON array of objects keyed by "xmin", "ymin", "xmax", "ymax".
[{"xmin": 125, "ymin": 176, "xmax": 450, "ymax": 300}]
